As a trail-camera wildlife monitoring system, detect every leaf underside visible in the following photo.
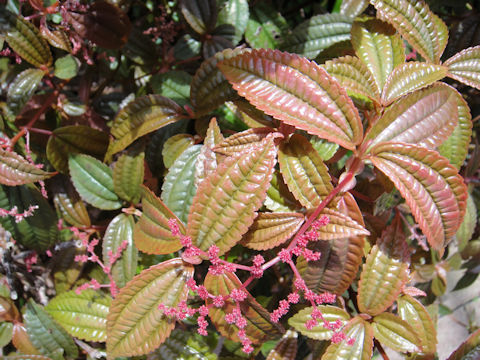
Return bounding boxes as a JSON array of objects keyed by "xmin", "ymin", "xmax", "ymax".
[{"xmin": 444, "ymin": 45, "xmax": 480, "ymax": 90}]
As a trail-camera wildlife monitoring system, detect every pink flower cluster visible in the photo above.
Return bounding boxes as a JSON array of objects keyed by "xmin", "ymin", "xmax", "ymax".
[{"xmin": 0, "ymin": 205, "xmax": 39, "ymax": 223}]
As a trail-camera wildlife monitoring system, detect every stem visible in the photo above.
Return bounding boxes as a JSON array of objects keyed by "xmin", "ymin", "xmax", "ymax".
[{"xmin": 375, "ymin": 339, "xmax": 390, "ymax": 360}]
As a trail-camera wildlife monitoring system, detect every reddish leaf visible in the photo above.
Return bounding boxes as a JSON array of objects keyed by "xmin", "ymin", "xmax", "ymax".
[
  {"xmin": 195, "ymin": 117, "xmax": 224, "ymax": 186},
  {"xmin": 266, "ymin": 330, "xmax": 298, "ymax": 360},
  {"xmin": 316, "ymin": 207, "xmax": 370, "ymax": 240},
  {"xmin": 214, "ymin": 127, "xmax": 274, "ymax": 156},
  {"xmin": 0, "ymin": 149, "xmax": 55, "ymax": 186},
  {"xmin": 179, "ymin": 0, "xmax": 217, "ymax": 35},
  {"xmin": 446, "ymin": 328, "xmax": 480, "ymax": 360},
  {"xmin": 444, "ymin": 45, "xmax": 480, "ymax": 90}
]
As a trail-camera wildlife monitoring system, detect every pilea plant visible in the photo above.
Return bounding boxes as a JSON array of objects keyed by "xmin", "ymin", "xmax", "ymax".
[{"xmin": 0, "ymin": 0, "xmax": 480, "ymax": 359}]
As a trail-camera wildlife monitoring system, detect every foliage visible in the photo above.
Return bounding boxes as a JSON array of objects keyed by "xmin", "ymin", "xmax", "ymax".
[{"xmin": 0, "ymin": 0, "xmax": 479, "ymax": 359}]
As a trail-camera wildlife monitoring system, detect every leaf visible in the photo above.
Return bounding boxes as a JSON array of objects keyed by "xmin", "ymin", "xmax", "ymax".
[
  {"xmin": 351, "ymin": 19, "xmax": 405, "ymax": 91},
  {"xmin": 205, "ymin": 271, "xmax": 284, "ymax": 344},
  {"xmin": 322, "ymin": 55, "xmax": 380, "ymax": 101},
  {"xmin": 69, "ymin": 154, "xmax": 122, "ymax": 210},
  {"xmin": 24, "ymin": 300, "xmax": 78, "ymax": 360},
  {"xmin": 370, "ymin": 142, "xmax": 468, "ymax": 250},
  {"xmin": 0, "ymin": 321, "xmax": 13, "ymax": 348},
  {"xmin": 310, "ymin": 137, "xmax": 339, "ymax": 162},
  {"xmin": 47, "ymin": 125, "xmax": 109, "ymax": 174},
  {"xmin": 195, "ymin": 117, "xmax": 224, "ymax": 186},
  {"xmin": 106, "ymin": 95, "xmax": 185, "ymax": 160},
  {"xmin": 446, "ymin": 328, "xmax": 480, "ymax": 360},
  {"xmin": 12, "ymin": 323, "xmax": 40, "ymax": 355},
  {"xmin": 241, "ymin": 212, "xmax": 304, "ymax": 250},
  {"xmin": 102, "ymin": 214, "xmax": 138, "ymax": 288},
  {"xmin": 278, "ymin": 134, "xmax": 333, "ymax": 208},
  {"xmin": 152, "ymin": 71, "xmax": 192, "ymax": 107},
  {"xmin": 444, "ymin": 45, "xmax": 480, "ymax": 90},
  {"xmin": 7, "ymin": 68, "xmax": 44, "ymax": 114},
  {"xmin": 53, "ymin": 184, "xmax": 91, "ymax": 228},
  {"xmin": 52, "ymin": 246, "xmax": 83, "ymax": 294},
  {"xmin": 161, "ymin": 145, "xmax": 201, "ymax": 225},
  {"xmin": 456, "ymin": 193, "xmax": 477, "ymax": 252},
  {"xmin": 381, "ymin": 62, "xmax": 448, "ymax": 105},
  {"xmin": 187, "ymin": 137, "xmax": 276, "ymax": 258},
  {"xmin": 3, "ymin": 356, "xmax": 53, "ymax": 360},
  {"xmin": 113, "ymin": 150, "xmax": 144, "ymax": 204},
  {"xmin": 357, "ymin": 215, "xmax": 410, "ymax": 315},
  {"xmin": 45, "ymin": 289, "xmax": 111, "ymax": 342},
  {"xmin": 288, "ymin": 306, "xmax": 350, "ymax": 340},
  {"xmin": 370, "ymin": 0, "xmax": 448, "ymax": 63},
  {"xmin": 134, "ymin": 186, "xmax": 183, "ymax": 255},
  {"xmin": 372, "ymin": 313, "xmax": 422, "ymax": 353},
  {"xmin": 397, "ymin": 295, "xmax": 437, "ymax": 354},
  {"xmin": 201, "ymin": 25, "xmax": 235, "ymax": 59},
  {"xmin": 365, "ymin": 83, "xmax": 458, "ymax": 150},
  {"xmin": 0, "ymin": 295, "xmax": 20, "ymax": 322},
  {"xmin": 281, "ymin": 13, "xmax": 353, "ymax": 59},
  {"xmin": 214, "ymin": 127, "xmax": 274, "ymax": 156},
  {"xmin": 230, "ymin": 100, "xmax": 276, "ymax": 128},
  {"xmin": 316, "ymin": 208, "xmax": 370, "ymax": 240},
  {"xmin": 162, "ymin": 134, "xmax": 194, "ymax": 169},
  {"xmin": 190, "ymin": 47, "xmax": 244, "ymax": 117},
  {"xmin": 340, "ymin": 0, "xmax": 369, "ymax": 18},
  {"xmin": 217, "ymin": 0, "xmax": 249, "ymax": 46},
  {"xmin": 106, "ymin": 258, "xmax": 194, "ymax": 357},
  {"xmin": 322, "ymin": 317, "xmax": 373, "ymax": 360},
  {"xmin": 245, "ymin": 2, "xmax": 287, "ymax": 49},
  {"xmin": 0, "ymin": 149, "xmax": 55, "ymax": 186},
  {"xmin": 0, "ymin": 11, "xmax": 52, "ymax": 67},
  {"xmin": 219, "ymin": 49, "xmax": 363, "ymax": 149},
  {"xmin": 54, "ymin": 54, "xmax": 78, "ymax": 80},
  {"xmin": 265, "ymin": 170, "xmax": 302, "ymax": 212},
  {"xmin": 266, "ymin": 330, "xmax": 297, "ymax": 360},
  {"xmin": 40, "ymin": 23, "xmax": 71, "ymax": 52},
  {"xmin": 179, "ymin": 0, "xmax": 217, "ymax": 35}
]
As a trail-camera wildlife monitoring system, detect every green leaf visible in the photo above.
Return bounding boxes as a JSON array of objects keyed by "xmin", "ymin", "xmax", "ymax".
[
  {"xmin": 322, "ymin": 317, "xmax": 373, "ymax": 360},
  {"xmin": 288, "ymin": 306, "xmax": 350, "ymax": 340},
  {"xmin": 53, "ymin": 185, "xmax": 91, "ymax": 228},
  {"xmin": 174, "ymin": 34, "xmax": 201, "ymax": 60},
  {"xmin": 152, "ymin": 71, "xmax": 192, "ymax": 107},
  {"xmin": 162, "ymin": 134, "xmax": 195, "ymax": 169},
  {"xmin": 0, "ymin": 11, "xmax": 52, "ymax": 67},
  {"xmin": 24, "ymin": 300, "xmax": 78, "ymax": 360},
  {"xmin": 309, "ymin": 137, "xmax": 339, "ymax": 162},
  {"xmin": 0, "ymin": 184, "xmax": 59, "ymax": 252},
  {"xmin": 7, "ymin": 68, "xmax": 44, "ymax": 114},
  {"xmin": 190, "ymin": 47, "xmax": 244, "ymax": 117},
  {"xmin": 102, "ymin": 214, "xmax": 137, "ymax": 289},
  {"xmin": 113, "ymin": 150, "xmax": 144, "ymax": 204},
  {"xmin": 446, "ymin": 328, "xmax": 480, "ymax": 360},
  {"xmin": 69, "ymin": 154, "xmax": 122, "ymax": 210},
  {"xmin": 134, "ymin": 186, "xmax": 183, "ymax": 255},
  {"xmin": 187, "ymin": 137, "xmax": 276, "ymax": 258},
  {"xmin": 323, "ymin": 55, "xmax": 380, "ymax": 101},
  {"xmin": 444, "ymin": 45, "xmax": 480, "ymax": 90},
  {"xmin": 45, "ymin": 289, "xmax": 111, "ymax": 342},
  {"xmin": 351, "ymin": 19, "xmax": 405, "ymax": 91},
  {"xmin": 245, "ymin": 2, "xmax": 287, "ymax": 49},
  {"xmin": 241, "ymin": 212, "xmax": 304, "ymax": 250},
  {"xmin": 195, "ymin": 117, "xmax": 224, "ymax": 186},
  {"xmin": 0, "ymin": 149, "xmax": 55, "ymax": 186},
  {"xmin": 281, "ymin": 13, "xmax": 353, "ymax": 59},
  {"xmin": 370, "ymin": 0, "xmax": 448, "ymax": 63},
  {"xmin": 397, "ymin": 295, "xmax": 437, "ymax": 354},
  {"xmin": 106, "ymin": 258, "xmax": 194, "ymax": 357},
  {"xmin": 370, "ymin": 142, "xmax": 468, "ymax": 250},
  {"xmin": 106, "ymin": 95, "xmax": 185, "ymax": 160},
  {"xmin": 0, "ymin": 321, "xmax": 13, "ymax": 348},
  {"xmin": 456, "ymin": 193, "xmax": 476, "ymax": 252},
  {"xmin": 265, "ymin": 170, "xmax": 302, "ymax": 212},
  {"xmin": 365, "ymin": 83, "xmax": 458, "ymax": 150},
  {"xmin": 357, "ymin": 215, "xmax": 410, "ymax": 315},
  {"xmin": 214, "ymin": 127, "xmax": 274, "ymax": 156},
  {"xmin": 205, "ymin": 271, "xmax": 284, "ymax": 345},
  {"xmin": 12, "ymin": 322, "xmax": 41, "ymax": 355},
  {"xmin": 53, "ymin": 54, "xmax": 78, "ymax": 80},
  {"xmin": 52, "ymin": 246, "xmax": 83, "ymax": 295},
  {"xmin": 179, "ymin": 0, "xmax": 217, "ymax": 35},
  {"xmin": 340, "ymin": 0, "xmax": 369, "ymax": 18},
  {"xmin": 217, "ymin": 0, "xmax": 249, "ymax": 46},
  {"xmin": 161, "ymin": 145, "xmax": 201, "ymax": 225},
  {"xmin": 372, "ymin": 313, "xmax": 422, "ymax": 353},
  {"xmin": 219, "ymin": 49, "xmax": 363, "ymax": 149},
  {"xmin": 46, "ymin": 125, "xmax": 109, "ymax": 174}
]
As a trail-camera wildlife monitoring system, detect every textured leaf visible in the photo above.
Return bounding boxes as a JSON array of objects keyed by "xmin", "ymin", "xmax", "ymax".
[
  {"xmin": 230, "ymin": 99, "xmax": 276, "ymax": 128},
  {"xmin": 446, "ymin": 328, "xmax": 480, "ymax": 360},
  {"xmin": 340, "ymin": 0, "xmax": 369, "ymax": 18},
  {"xmin": 0, "ymin": 149, "xmax": 55, "ymax": 186},
  {"xmin": 241, "ymin": 212, "xmax": 304, "ymax": 250},
  {"xmin": 365, "ymin": 83, "xmax": 458, "ymax": 150},
  {"xmin": 438, "ymin": 93, "xmax": 472, "ymax": 169},
  {"xmin": 1, "ymin": 11, "xmax": 52, "ymax": 67},
  {"xmin": 7, "ymin": 68, "xmax": 44, "ymax": 114},
  {"xmin": 357, "ymin": 215, "xmax": 410, "ymax": 315},
  {"xmin": 381, "ymin": 62, "xmax": 448, "ymax": 105},
  {"xmin": 205, "ymin": 271, "xmax": 284, "ymax": 344},
  {"xmin": 45, "ymin": 289, "xmax": 111, "ymax": 342},
  {"xmin": 219, "ymin": 49, "xmax": 363, "ymax": 149},
  {"xmin": 24, "ymin": 301, "xmax": 78, "ymax": 360},
  {"xmin": 444, "ymin": 45, "xmax": 480, "ymax": 90},
  {"xmin": 351, "ymin": 19, "xmax": 404, "ymax": 91},
  {"xmin": 134, "ymin": 186, "xmax": 183, "ymax": 254},
  {"xmin": 265, "ymin": 170, "xmax": 302, "ymax": 212},
  {"xmin": 245, "ymin": 2, "xmax": 287, "ymax": 49},
  {"xmin": 46, "ymin": 125, "xmax": 109, "ymax": 174},
  {"xmin": 397, "ymin": 295, "xmax": 437, "ymax": 354},
  {"xmin": 54, "ymin": 54, "xmax": 78, "ymax": 80},
  {"xmin": 53, "ymin": 185, "xmax": 91, "ymax": 228},
  {"xmin": 372, "ymin": 313, "xmax": 422, "ymax": 353},
  {"xmin": 12, "ymin": 323, "xmax": 40, "ymax": 355},
  {"xmin": 180, "ymin": 0, "xmax": 217, "ymax": 35},
  {"xmin": 187, "ymin": 137, "xmax": 276, "ymax": 257},
  {"xmin": 113, "ymin": 150, "xmax": 144, "ymax": 204},
  {"xmin": 107, "ymin": 258, "xmax": 194, "ymax": 357},
  {"xmin": 456, "ymin": 193, "xmax": 476, "ymax": 252},
  {"xmin": 0, "ymin": 296, "xmax": 20, "ymax": 322},
  {"xmin": 0, "ymin": 184, "xmax": 58, "ymax": 252},
  {"xmin": 266, "ymin": 330, "xmax": 297, "ymax": 360},
  {"xmin": 152, "ymin": 71, "xmax": 192, "ymax": 107},
  {"xmin": 288, "ymin": 306, "xmax": 350, "ymax": 340},
  {"xmin": 323, "ymin": 55, "xmax": 380, "ymax": 101},
  {"xmin": 310, "ymin": 137, "xmax": 339, "ymax": 162},
  {"xmin": 162, "ymin": 134, "xmax": 194, "ymax": 169},
  {"xmin": 281, "ymin": 13, "xmax": 353, "ymax": 59},
  {"xmin": 316, "ymin": 208, "xmax": 369, "ymax": 240},
  {"xmin": 69, "ymin": 154, "xmax": 122, "ymax": 210},
  {"xmin": 190, "ymin": 47, "xmax": 244, "ymax": 117},
  {"xmin": 370, "ymin": 142, "xmax": 468, "ymax": 250},
  {"xmin": 370, "ymin": 0, "xmax": 448, "ymax": 63},
  {"xmin": 201, "ymin": 24, "xmax": 235, "ymax": 59},
  {"xmin": 322, "ymin": 317, "xmax": 373, "ymax": 360},
  {"xmin": 102, "ymin": 214, "xmax": 138, "ymax": 289},
  {"xmin": 106, "ymin": 95, "xmax": 185, "ymax": 160},
  {"xmin": 217, "ymin": 0, "xmax": 249, "ymax": 46},
  {"xmin": 161, "ymin": 145, "xmax": 201, "ymax": 225},
  {"xmin": 0, "ymin": 321, "xmax": 13, "ymax": 348},
  {"xmin": 40, "ymin": 23, "xmax": 71, "ymax": 52},
  {"xmin": 214, "ymin": 127, "xmax": 274, "ymax": 156},
  {"xmin": 195, "ymin": 117, "xmax": 224, "ymax": 186}
]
